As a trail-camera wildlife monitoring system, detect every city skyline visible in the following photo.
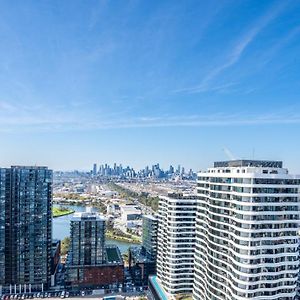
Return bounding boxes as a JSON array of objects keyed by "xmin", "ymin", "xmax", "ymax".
[
  {"xmin": 1, "ymin": 1, "xmax": 300, "ymax": 171},
  {"xmin": 1, "ymin": 156, "xmax": 299, "ymax": 174}
]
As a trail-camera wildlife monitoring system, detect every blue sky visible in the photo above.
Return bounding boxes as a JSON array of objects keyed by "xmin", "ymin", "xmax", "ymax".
[{"xmin": 0, "ymin": 0, "xmax": 300, "ymax": 172}]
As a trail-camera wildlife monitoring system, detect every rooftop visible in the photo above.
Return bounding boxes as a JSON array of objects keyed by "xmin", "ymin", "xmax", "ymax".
[
  {"xmin": 120, "ymin": 205, "xmax": 141, "ymax": 214},
  {"xmin": 66, "ymin": 244, "xmax": 123, "ymax": 267},
  {"xmin": 214, "ymin": 160, "xmax": 283, "ymax": 168},
  {"xmin": 105, "ymin": 245, "xmax": 123, "ymax": 265},
  {"xmin": 72, "ymin": 212, "xmax": 106, "ymax": 222},
  {"xmin": 166, "ymin": 192, "xmax": 198, "ymax": 199},
  {"xmin": 143, "ymin": 214, "xmax": 158, "ymax": 221},
  {"xmin": 129, "ymin": 246, "xmax": 154, "ymax": 263},
  {"xmin": 10, "ymin": 165, "xmax": 49, "ymax": 169}
]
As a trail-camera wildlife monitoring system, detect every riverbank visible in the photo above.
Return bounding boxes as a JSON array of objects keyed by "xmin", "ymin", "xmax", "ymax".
[
  {"xmin": 52, "ymin": 204, "xmax": 140, "ymax": 253},
  {"xmin": 52, "ymin": 206, "xmax": 75, "ymax": 218},
  {"xmin": 106, "ymin": 229, "xmax": 141, "ymax": 244}
]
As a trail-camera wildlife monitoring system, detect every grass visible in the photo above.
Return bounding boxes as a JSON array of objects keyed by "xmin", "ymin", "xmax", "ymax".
[
  {"xmin": 52, "ymin": 206, "xmax": 75, "ymax": 218},
  {"xmin": 108, "ymin": 182, "xmax": 159, "ymax": 212},
  {"xmin": 106, "ymin": 229, "xmax": 141, "ymax": 244},
  {"xmin": 176, "ymin": 295, "xmax": 192, "ymax": 300},
  {"xmin": 61, "ymin": 237, "xmax": 71, "ymax": 255}
]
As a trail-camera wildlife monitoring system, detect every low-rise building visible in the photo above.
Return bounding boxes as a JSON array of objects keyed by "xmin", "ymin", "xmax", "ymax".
[
  {"xmin": 120, "ymin": 205, "xmax": 142, "ymax": 230},
  {"xmin": 107, "ymin": 203, "xmax": 120, "ymax": 215},
  {"xmin": 120, "ymin": 205, "xmax": 142, "ymax": 222},
  {"xmin": 66, "ymin": 245, "xmax": 124, "ymax": 288}
]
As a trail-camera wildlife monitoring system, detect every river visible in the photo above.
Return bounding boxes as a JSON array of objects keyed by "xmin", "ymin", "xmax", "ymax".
[{"xmin": 52, "ymin": 204, "xmax": 139, "ymax": 253}]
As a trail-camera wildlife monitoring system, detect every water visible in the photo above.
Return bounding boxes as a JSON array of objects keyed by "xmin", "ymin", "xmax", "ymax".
[{"xmin": 52, "ymin": 204, "xmax": 139, "ymax": 253}]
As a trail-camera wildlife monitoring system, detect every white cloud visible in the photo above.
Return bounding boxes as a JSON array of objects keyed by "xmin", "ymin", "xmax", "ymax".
[
  {"xmin": 1, "ymin": 109, "xmax": 300, "ymax": 133},
  {"xmin": 175, "ymin": 1, "xmax": 288, "ymax": 94}
]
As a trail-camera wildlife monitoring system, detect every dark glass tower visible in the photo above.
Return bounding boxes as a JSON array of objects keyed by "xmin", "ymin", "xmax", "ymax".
[
  {"xmin": 65, "ymin": 211, "xmax": 106, "ymax": 286},
  {"xmin": 69, "ymin": 212, "xmax": 105, "ymax": 266},
  {"xmin": 0, "ymin": 166, "xmax": 52, "ymax": 291},
  {"xmin": 142, "ymin": 215, "xmax": 158, "ymax": 261}
]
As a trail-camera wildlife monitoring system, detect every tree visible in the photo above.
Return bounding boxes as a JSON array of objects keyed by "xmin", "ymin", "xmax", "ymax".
[{"xmin": 61, "ymin": 237, "xmax": 71, "ymax": 255}]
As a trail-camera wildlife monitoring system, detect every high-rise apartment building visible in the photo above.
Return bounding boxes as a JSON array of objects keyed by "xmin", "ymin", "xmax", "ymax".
[
  {"xmin": 193, "ymin": 160, "xmax": 300, "ymax": 300},
  {"xmin": 66, "ymin": 211, "xmax": 124, "ymax": 288},
  {"xmin": 66, "ymin": 211, "xmax": 109, "ymax": 287},
  {"xmin": 0, "ymin": 166, "xmax": 53, "ymax": 292},
  {"xmin": 128, "ymin": 215, "xmax": 158, "ymax": 286},
  {"xmin": 142, "ymin": 215, "xmax": 158, "ymax": 261},
  {"xmin": 69, "ymin": 212, "xmax": 105, "ymax": 267},
  {"xmin": 155, "ymin": 193, "xmax": 197, "ymax": 297}
]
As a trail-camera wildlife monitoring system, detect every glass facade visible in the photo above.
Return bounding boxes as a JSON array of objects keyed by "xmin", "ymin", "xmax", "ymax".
[
  {"xmin": 69, "ymin": 212, "xmax": 105, "ymax": 266},
  {"xmin": 66, "ymin": 212, "xmax": 106, "ymax": 285},
  {"xmin": 142, "ymin": 215, "xmax": 158, "ymax": 261},
  {"xmin": 0, "ymin": 166, "xmax": 52, "ymax": 288}
]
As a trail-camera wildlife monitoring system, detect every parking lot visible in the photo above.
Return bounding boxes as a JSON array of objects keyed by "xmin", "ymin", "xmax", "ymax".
[{"xmin": 1, "ymin": 289, "xmax": 147, "ymax": 300}]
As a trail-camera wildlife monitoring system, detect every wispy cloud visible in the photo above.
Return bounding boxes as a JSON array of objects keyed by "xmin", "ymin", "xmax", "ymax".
[
  {"xmin": 100, "ymin": 113, "xmax": 300, "ymax": 129},
  {"xmin": 260, "ymin": 24, "xmax": 300, "ymax": 67},
  {"xmin": 1, "ymin": 107, "xmax": 300, "ymax": 133},
  {"xmin": 175, "ymin": 1, "xmax": 288, "ymax": 94},
  {"xmin": 0, "ymin": 101, "xmax": 17, "ymax": 112},
  {"xmin": 173, "ymin": 82, "xmax": 238, "ymax": 94}
]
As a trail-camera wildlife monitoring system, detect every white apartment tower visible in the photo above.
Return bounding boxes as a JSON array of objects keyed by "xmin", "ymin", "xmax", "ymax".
[
  {"xmin": 156, "ymin": 193, "xmax": 197, "ymax": 296},
  {"xmin": 193, "ymin": 160, "xmax": 300, "ymax": 300}
]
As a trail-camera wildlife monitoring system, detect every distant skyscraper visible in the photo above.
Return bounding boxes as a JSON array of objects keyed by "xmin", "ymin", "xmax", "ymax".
[
  {"xmin": 0, "ymin": 166, "xmax": 53, "ymax": 291},
  {"xmin": 193, "ymin": 160, "xmax": 300, "ymax": 300},
  {"xmin": 181, "ymin": 167, "xmax": 185, "ymax": 175},
  {"xmin": 155, "ymin": 193, "xmax": 197, "ymax": 296},
  {"xmin": 92, "ymin": 163, "xmax": 97, "ymax": 176}
]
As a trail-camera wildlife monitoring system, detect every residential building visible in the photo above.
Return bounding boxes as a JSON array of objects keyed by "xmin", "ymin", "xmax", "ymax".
[
  {"xmin": 66, "ymin": 244, "xmax": 124, "ymax": 288},
  {"xmin": 51, "ymin": 240, "xmax": 61, "ymax": 287},
  {"xmin": 193, "ymin": 160, "xmax": 300, "ymax": 300},
  {"xmin": 142, "ymin": 215, "xmax": 158, "ymax": 261},
  {"xmin": 107, "ymin": 203, "xmax": 120, "ymax": 216},
  {"xmin": 68, "ymin": 211, "xmax": 105, "ymax": 266},
  {"xmin": 120, "ymin": 205, "xmax": 142, "ymax": 231},
  {"xmin": 128, "ymin": 215, "xmax": 158, "ymax": 286},
  {"xmin": 120, "ymin": 205, "xmax": 142, "ymax": 221},
  {"xmin": 128, "ymin": 246, "xmax": 156, "ymax": 287},
  {"xmin": 154, "ymin": 193, "xmax": 197, "ymax": 298},
  {"xmin": 0, "ymin": 166, "xmax": 53, "ymax": 293},
  {"xmin": 65, "ymin": 212, "xmax": 124, "ymax": 288}
]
